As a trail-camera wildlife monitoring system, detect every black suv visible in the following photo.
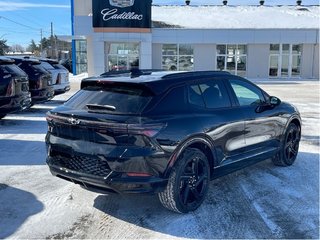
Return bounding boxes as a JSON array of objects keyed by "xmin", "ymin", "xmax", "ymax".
[
  {"xmin": 10, "ymin": 57, "xmax": 54, "ymax": 104},
  {"xmin": 46, "ymin": 71, "xmax": 301, "ymax": 213},
  {"xmin": 0, "ymin": 57, "xmax": 31, "ymax": 119}
]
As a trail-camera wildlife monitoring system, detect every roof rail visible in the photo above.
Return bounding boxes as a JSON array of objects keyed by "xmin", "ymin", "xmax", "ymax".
[
  {"xmin": 100, "ymin": 69, "xmax": 163, "ymax": 78},
  {"xmin": 162, "ymin": 70, "xmax": 231, "ymax": 79}
]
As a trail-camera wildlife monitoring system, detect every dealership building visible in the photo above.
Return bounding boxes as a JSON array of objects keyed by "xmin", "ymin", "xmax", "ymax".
[{"xmin": 72, "ymin": 0, "xmax": 319, "ymax": 80}]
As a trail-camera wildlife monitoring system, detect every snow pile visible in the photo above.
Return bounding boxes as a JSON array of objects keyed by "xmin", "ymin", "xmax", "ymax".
[{"xmin": 152, "ymin": 5, "xmax": 320, "ymax": 29}]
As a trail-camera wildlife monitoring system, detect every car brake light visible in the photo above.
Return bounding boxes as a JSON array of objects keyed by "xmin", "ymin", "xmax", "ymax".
[
  {"xmin": 6, "ymin": 79, "xmax": 16, "ymax": 97},
  {"xmin": 56, "ymin": 73, "xmax": 61, "ymax": 84},
  {"xmin": 127, "ymin": 123, "xmax": 166, "ymax": 137},
  {"xmin": 126, "ymin": 172, "xmax": 152, "ymax": 177},
  {"xmin": 36, "ymin": 77, "xmax": 43, "ymax": 89}
]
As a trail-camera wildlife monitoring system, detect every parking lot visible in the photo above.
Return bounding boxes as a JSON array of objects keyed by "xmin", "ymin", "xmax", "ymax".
[{"xmin": 0, "ymin": 78, "xmax": 319, "ymax": 239}]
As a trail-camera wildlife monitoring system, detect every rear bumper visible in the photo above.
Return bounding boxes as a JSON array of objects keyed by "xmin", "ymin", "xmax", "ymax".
[
  {"xmin": 0, "ymin": 93, "xmax": 31, "ymax": 114},
  {"xmin": 53, "ymin": 83, "xmax": 70, "ymax": 95},
  {"xmin": 47, "ymin": 161, "xmax": 168, "ymax": 194},
  {"xmin": 30, "ymin": 87, "xmax": 54, "ymax": 103}
]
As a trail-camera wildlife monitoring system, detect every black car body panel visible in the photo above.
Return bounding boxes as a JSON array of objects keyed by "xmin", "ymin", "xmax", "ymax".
[
  {"xmin": 0, "ymin": 57, "xmax": 31, "ymax": 116},
  {"xmin": 46, "ymin": 71, "xmax": 301, "ymax": 195},
  {"xmin": 9, "ymin": 57, "xmax": 54, "ymax": 103}
]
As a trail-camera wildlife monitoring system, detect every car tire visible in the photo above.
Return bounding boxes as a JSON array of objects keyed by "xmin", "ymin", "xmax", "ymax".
[
  {"xmin": 272, "ymin": 123, "xmax": 300, "ymax": 166},
  {"xmin": 158, "ymin": 148, "xmax": 210, "ymax": 213},
  {"xmin": 0, "ymin": 114, "xmax": 6, "ymax": 119}
]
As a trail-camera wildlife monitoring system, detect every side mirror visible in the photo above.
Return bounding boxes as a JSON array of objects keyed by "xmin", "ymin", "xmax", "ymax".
[{"xmin": 270, "ymin": 96, "xmax": 281, "ymax": 106}]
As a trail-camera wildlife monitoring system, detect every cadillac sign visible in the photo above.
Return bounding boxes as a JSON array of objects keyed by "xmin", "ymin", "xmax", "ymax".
[{"xmin": 92, "ymin": 0, "xmax": 152, "ymax": 29}]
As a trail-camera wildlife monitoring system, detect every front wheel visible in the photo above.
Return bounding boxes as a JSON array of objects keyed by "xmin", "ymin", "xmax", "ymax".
[
  {"xmin": 158, "ymin": 148, "xmax": 210, "ymax": 213},
  {"xmin": 272, "ymin": 123, "xmax": 300, "ymax": 166}
]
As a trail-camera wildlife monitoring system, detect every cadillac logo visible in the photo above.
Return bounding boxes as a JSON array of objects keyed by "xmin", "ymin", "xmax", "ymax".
[{"xmin": 109, "ymin": 0, "xmax": 135, "ymax": 8}]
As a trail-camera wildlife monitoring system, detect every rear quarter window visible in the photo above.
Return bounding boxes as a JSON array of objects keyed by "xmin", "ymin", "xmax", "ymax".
[
  {"xmin": 65, "ymin": 85, "xmax": 153, "ymax": 114},
  {"xmin": 149, "ymin": 85, "xmax": 187, "ymax": 114}
]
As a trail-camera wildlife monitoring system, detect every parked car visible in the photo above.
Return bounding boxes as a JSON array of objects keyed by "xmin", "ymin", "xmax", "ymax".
[
  {"xmin": 10, "ymin": 57, "xmax": 54, "ymax": 104},
  {"xmin": 59, "ymin": 59, "xmax": 72, "ymax": 73},
  {"xmin": 0, "ymin": 57, "xmax": 31, "ymax": 119},
  {"xmin": 36, "ymin": 58, "xmax": 70, "ymax": 95},
  {"xmin": 45, "ymin": 70, "xmax": 301, "ymax": 213}
]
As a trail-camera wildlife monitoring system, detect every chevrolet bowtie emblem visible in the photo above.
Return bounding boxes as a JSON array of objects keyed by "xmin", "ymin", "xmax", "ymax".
[
  {"xmin": 68, "ymin": 118, "xmax": 81, "ymax": 125},
  {"xmin": 109, "ymin": 0, "xmax": 135, "ymax": 8}
]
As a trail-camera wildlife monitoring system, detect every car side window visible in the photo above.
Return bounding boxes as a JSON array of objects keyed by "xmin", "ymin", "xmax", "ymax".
[
  {"xmin": 229, "ymin": 79, "xmax": 265, "ymax": 106},
  {"xmin": 188, "ymin": 80, "xmax": 231, "ymax": 109},
  {"xmin": 188, "ymin": 84, "xmax": 205, "ymax": 107},
  {"xmin": 152, "ymin": 85, "xmax": 187, "ymax": 114}
]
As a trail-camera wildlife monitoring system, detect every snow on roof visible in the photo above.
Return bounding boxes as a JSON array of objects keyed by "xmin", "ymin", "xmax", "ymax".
[{"xmin": 152, "ymin": 5, "xmax": 320, "ymax": 29}]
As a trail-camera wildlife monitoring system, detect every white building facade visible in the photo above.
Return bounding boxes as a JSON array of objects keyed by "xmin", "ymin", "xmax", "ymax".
[{"xmin": 72, "ymin": 0, "xmax": 319, "ymax": 80}]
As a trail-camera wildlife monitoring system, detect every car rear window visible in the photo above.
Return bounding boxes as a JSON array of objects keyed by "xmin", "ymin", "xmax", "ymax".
[
  {"xmin": 65, "ymin": 85, "xmax": 153, "ymax": 114},
  {"xmin": 53, "ymin": 64, "xmax": 68, "ymax": 71},
  {"xmin": 40, "ymin": 62, "xmax": 55, "ymax": 70},
  {"xmin": 30, "ymin": 63, "xmax": 49, "ymax": 74},
  {"xmin": 0, "ymin": 64, "xmax": 26, "ymax": 77}
]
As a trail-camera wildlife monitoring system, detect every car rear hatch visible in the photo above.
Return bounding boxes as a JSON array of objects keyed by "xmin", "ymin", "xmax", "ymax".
[
  {"xmin": 46, "ymin": 81, "xmax": 164, "ymax": 173},
  {"xmin": 0, "ymin": 61, "xmax": 29, "ymax": 98}
]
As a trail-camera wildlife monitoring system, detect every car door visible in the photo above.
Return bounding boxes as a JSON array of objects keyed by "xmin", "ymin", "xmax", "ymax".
[
  {"xmin": 187, "ymin": 78, "xmax": 246, "ymax": 166},
  {"xmin": 226, "ymin": 77, "xmax": 283, "ymax": 157}
]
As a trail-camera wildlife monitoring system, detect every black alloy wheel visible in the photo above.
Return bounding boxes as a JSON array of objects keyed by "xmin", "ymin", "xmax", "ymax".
[
  {"xmin": 159, "ymin": 148, "xmax": 210, "ymax": 213},
  {"xmin": 272, "ymin": 123, "xmax": 300, "ymax": 166}
]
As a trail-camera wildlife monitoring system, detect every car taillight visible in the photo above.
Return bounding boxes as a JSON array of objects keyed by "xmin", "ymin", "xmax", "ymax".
[
  {"xmin": 56, "ymin": 74, "xmax": 61, "ymax": 84},
  {"xmin": 6, "ymin": 79, "xmax": 16, "ymax": 97},
  {"xmin": 36, "ymin": 77, "xmax": 43, "ymax": 89},
  {"xmin": 127, "ymin": 123, "xmax": 166, "ymax": 137},
  {"xmin": 126, "ymin": 172, "xmax": 152, "ymax": 177}
]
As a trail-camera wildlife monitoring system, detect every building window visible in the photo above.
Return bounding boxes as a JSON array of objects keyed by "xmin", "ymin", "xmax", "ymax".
[
  {"xmin": 269, "ymin": 44, "xmax": 302, "ymax": 78},
  {"xmin": 162, "ymin": 44, "xmax": 194, "ymax": 71},
  {"xmin": 216, "ymin": 44, "xmax": 247, "ymax": 77},
  {"xmin": 75, "ymin": 40, "xmax": 87, "ymax": 74},
  {"xmin": 106, "ymin": 43, "xmax": 139, "ymax": 71}
]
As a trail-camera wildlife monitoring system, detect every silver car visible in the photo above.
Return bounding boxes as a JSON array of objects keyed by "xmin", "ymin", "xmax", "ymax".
[{"xmin": 38, "ymin": 58, "xmax": 70, "ymax": 96}]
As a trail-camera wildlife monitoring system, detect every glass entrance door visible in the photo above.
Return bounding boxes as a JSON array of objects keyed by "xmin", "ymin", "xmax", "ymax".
[{"xmin": 106, "ymin": 43, "xmax": 139, "ymax": 71}]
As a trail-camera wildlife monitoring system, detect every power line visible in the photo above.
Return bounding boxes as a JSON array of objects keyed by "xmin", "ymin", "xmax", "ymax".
[{"xmin": 0, "ymin": 15, "xmax": 40, "ymax": 31}]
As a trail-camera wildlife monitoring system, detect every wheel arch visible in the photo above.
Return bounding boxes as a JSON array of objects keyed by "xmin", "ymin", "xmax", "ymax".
[{"xmin": 164, "ymin": 135, "xmax": 216, "ymax": 179}]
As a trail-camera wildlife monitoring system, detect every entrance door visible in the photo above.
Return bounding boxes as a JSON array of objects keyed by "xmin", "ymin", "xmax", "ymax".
[{"xmin": 106, "ymin": 43, "xmax": 140, "ymax": 71}]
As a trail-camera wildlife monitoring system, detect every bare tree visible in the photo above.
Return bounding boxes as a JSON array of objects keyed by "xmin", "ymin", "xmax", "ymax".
[{"xmin": 9, "ymin": 44, "xmax": 25, "ymax": 53}]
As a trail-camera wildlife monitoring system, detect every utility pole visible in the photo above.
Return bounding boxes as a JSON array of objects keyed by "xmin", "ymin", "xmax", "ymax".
[
  {"xmin": 40, "ymin": 28, "xmax": 43, "ymax": 54},
  {"xmin": 51, "ymin": 22, "xmax": 54, "ymax": 58}
]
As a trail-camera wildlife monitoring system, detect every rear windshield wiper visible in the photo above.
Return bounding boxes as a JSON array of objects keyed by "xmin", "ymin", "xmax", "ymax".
[{"xmin": 86, "ymin": 104, "xmax": 116, "ymax": 112}]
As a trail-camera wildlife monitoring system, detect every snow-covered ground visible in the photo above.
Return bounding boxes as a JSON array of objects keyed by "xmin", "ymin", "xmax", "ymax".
[{"xmin": 0, "ymin": 77, "xmax": 319, "ymax": 239}]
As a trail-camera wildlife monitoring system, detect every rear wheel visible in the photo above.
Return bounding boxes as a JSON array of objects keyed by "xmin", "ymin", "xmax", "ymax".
[
  {"xmin": 158, "ymin": 148, "xmax": 210, "ymax": 213},
  {"xmin": 272, "ymin": 123, "xmax": 300, "ymax": 166}
]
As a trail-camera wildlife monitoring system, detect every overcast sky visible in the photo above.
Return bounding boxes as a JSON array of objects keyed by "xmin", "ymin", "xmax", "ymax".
[{"xmin": 0, "ymin": 0, "xmax": 319, "ymax": 48}]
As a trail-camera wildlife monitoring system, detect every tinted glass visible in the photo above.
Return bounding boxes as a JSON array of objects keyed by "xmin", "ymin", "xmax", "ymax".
[
  {"xmin": 230, "ymin": 79, "xmax": 265, "ymax": 106},
  {"xmin": 41, "ymin": 62, "xmax": 55, "ymax": 70},
  {"xmin": 217, "ymin": 45, "xmax": 226, "ymax": 55},
  {"xmin": 188, "ymin": 84, "xmax": 205, "ymax": 107},
  {"xmin": 53, "ymin": 64, "xmax": 68, "ymax": 71},
  {"xmin": 199, "ymin": 80, "xmax": 231, "ymax": 109},
  {"xmin": 292, "ymin": 44, "xmax": 302, "ymax": 55},
  {"xmin": 179, "ymin": 44, "xmax": 193, "ymax": 55},
  {"xmin": 65, "ymin": 86, "xmax": 152, "ymax": 114},
  {"xmin": 0, "ymin": 64, "xmax": 26, "ymax": 77},
  {"xmin": 162, "ymin": 44, "xmax": 177, "ymax": 55},
  {"xmin": 270, "ymin": 44, "xmax": 280, "ymax": 54},
  {"xmin": 153, "ymin": 86, "xmax": 186, "ymax": 114}
]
